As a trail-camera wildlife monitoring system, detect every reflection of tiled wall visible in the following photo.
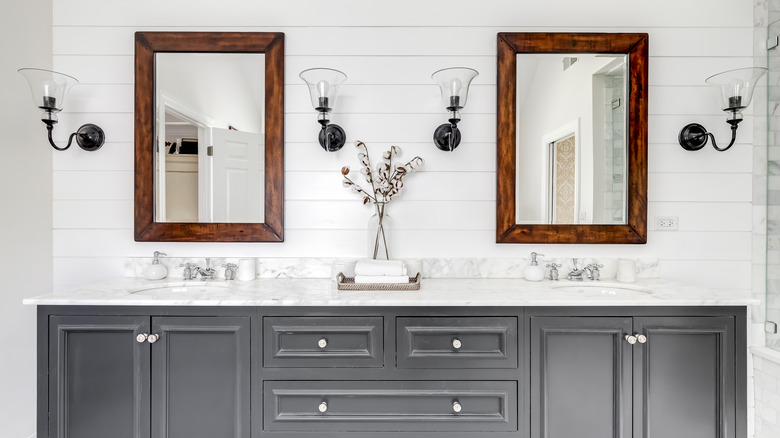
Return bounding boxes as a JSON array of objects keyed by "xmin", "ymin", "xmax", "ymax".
[
  {"xmin": 763, "ymin": 4, "xmax": 780, "ymax": 348},
  {"xmin": 604, "ymin": 74, "xmax": 625, "ymax": 223}
]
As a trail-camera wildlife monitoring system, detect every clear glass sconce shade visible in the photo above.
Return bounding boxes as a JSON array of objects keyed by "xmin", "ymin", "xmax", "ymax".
[
  {"xmin": 705, "ymin": 67, "xmax": 767, "ymax": 114},
  {"xmin": 299, "ymin": 68, "xmax": 347, "ymax": 112},
  {"xmin": 18, "ymin": 68, "xmax": 78, "ymax": 113},
  {"xmin": 432, "ymin": 67, "xmax": 479, "ymax": 110}
]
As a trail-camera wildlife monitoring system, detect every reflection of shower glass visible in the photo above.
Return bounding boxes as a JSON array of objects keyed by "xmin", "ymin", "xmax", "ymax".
[
  {"xmin": 766, "ymin": 19, "xmax": 780, "ymax": 348},
  {"xmin": 605, "ymin": 67, "xmax": 626, "ymax": 224}
]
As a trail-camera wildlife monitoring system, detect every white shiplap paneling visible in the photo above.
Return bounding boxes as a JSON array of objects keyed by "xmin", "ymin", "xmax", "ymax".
[{"xmin": 51, "ymin": 1, "xmax": 756, "ymax": 293}]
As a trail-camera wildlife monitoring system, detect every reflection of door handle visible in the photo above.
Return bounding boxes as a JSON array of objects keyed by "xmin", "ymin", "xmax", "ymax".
[{"xmin": 207, "ymin": 145, "xmax": 214, "ymax": 156}]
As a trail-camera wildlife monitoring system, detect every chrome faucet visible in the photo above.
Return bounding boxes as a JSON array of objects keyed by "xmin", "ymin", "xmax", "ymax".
[
  {"xmin": 567, "ymin": 258, "xmax": 586, "ymax": 281},
  {"xmin": 180, "ymin": 262, "xmax": 197, "ymax": 280},
  {"xmin": 196, "ymin": 258, "xmax": 216, "ymax": 280}
]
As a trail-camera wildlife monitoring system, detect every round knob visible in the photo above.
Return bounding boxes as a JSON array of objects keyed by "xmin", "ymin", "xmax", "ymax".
[
  {"xmin": 147, "ymin": 334, "xmax": 160, "ymax": 344},
  {"xmin": 318, "ymin": 401, "xmax": 328, "ymax": 413},
  {"xmin": 452, "ymin": 338, "xmax": 462, "ymax": 350},
  {"xmin": 136, "ymin": 333, "xmax": 148, "ymax": 343},
  {"xmin": 317, "ymin": 338, "xmax": 328, "ymax": 349},
  {"xmin": 624, "ymin": 334, "xmax": 637, "ymax": 345},
  {"xmin": 452, "ymin": 401, "xmax": 462, "ymax": 413},
  {"xmin": 636, "ymin": 334, "xmax": 647, "ymax": 344}
]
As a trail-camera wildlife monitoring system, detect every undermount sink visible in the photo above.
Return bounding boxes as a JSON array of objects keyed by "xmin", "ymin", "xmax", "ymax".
[
  {"xmin": 131, "ymin": 282, "xmax": 230, "ymax": 295},
  {"xmin": 551, "ymin": 283, "xmax": 652, "ymax": 296}
]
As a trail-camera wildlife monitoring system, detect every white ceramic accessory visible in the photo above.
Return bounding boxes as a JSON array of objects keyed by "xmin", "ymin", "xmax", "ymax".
[
  {"xmin": 143, "ymin": 251, "xmax": 168, "ymax": 280},
  {"xmin": 523, "ymin": 252, "xmax": 545, "ymax": 282},
  {"xmin": 237, "ymin": 258, "xmax": 257, "ymax": 281}
]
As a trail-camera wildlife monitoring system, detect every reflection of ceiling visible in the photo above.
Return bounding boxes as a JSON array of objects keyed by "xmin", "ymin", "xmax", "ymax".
[
  {"xmin": 516, "ymin": 54, "xmax": 624, "ymax": 114},
  {"xmin": 157, "ymin": 52, "xmax": 265, "ymax": 134}
]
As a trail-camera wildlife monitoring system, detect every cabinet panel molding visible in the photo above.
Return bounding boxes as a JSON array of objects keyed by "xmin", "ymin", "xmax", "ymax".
[{"xmin": 49, "ymin": 316, "xmax": 150, "ymax": 438}]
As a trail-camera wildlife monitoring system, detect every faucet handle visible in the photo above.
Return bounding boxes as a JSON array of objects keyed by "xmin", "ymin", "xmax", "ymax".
[
  {"xmin": 546, "ymin": 263, "xmax": 562, "ymax": 281},
  {"xmin": 587, "ymin": 263, "xmax": 603, "ymax": 280},
  {"xmin": 222, "ymin": 263, "xmax": 238, "ymax": 281}
]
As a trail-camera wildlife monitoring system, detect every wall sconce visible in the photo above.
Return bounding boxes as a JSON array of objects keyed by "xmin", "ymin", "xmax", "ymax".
[
  {"xmin": 300, "ymin": 68, "xmax": 347, "ymax": 152},
  {"xmin": 18, "ymin": 68, "xmax": 105, "ymax": 151},
  {"xmin": 431, "ymin": 67, "xmax": 478, "ymax": 151},
  {"xmin": 678, "ymin": 67, "xmax": 766, "ymax": 152}
]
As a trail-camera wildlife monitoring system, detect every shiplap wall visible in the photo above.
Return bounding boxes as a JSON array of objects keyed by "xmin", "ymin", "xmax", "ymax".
[{"xmin": 51, "ymin": 0, "xmax": 755, "ymax": 292}]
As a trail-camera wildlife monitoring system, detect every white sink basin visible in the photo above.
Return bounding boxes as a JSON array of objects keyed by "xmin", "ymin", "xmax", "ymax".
[
  {"xmin": 131, "ymin": 283, "xmax": 230, "ymax": 295},
  {"xmin": 551, "ymin": 283, "xmax": 652, "ymax": 297}
]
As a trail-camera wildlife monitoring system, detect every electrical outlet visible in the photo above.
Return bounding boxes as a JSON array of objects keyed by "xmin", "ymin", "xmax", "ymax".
[{"xmin": 655, "ymin": 216, "xmax": 678, "ymax": 231}]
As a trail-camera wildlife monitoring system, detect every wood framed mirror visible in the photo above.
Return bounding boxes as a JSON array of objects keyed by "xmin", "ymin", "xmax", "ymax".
[
  {"xmin": 496, "ymin": 32, "xmax": 648, "ymax": 244},
  {"xmin": 135, "ymin": 32, "xmax": 284, "ymax": 242}
]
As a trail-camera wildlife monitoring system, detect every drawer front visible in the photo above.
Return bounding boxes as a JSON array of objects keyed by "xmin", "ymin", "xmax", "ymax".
[
  {"xmin": 264, "ymin": 317, "xmax": 383, "ymax": 367},
  {"xmin": 263, "ymin": 380, "xmax": 517, "ymax": 432},
  {"xmin": 397, "ymin": 317, "xmax": 518, "ymax": 368}
]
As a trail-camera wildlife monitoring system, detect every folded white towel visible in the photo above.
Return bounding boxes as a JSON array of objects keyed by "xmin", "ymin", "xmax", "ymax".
[
  {"xmin": 354, "ymin": 275, "xmax": 411, "ymax": 284},
  {"xmin": 354, "ymin": 259, "xmax": 407, "ymax": 276}
]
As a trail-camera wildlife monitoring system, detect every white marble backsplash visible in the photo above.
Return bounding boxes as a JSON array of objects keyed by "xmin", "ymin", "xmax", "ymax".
[{"xmin": 125, "ymin": 256, "xmax": 659, "ymax": 281}]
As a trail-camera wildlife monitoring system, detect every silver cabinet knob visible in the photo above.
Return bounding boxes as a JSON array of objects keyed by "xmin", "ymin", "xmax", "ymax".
[
  {"xmin": 636, "ymin": 334, "xmax": 647, "ymax": 344},
  {"xmin": 147, "ymin": 334, "xmax": 160, "ymax": 344},
  {"xmin": 136, "ymin": 333, "xmax": 148, "ymax": 343},
  {"xmin": 317, "ymin": 338, "xmax": 328, "ymax": 349},
  {"xmin": 318, "ymin": 401, "xmax": 328, "ymax": 413},
  {"xmin": 624, "ymin": 334, "xmax": 637, "ymax": 344},
  {"xmin": 452, "ymin": 338, "xmax": 462, "ymax": 349},
  {"xmin": 452, "ymin": 401, "xmax": 462, "ymax": 413}
]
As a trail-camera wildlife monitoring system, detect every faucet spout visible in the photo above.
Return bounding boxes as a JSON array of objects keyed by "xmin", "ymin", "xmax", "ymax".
[{"xmin": 197, "ymin": 258, "xmax": 216, "ymax": 280}]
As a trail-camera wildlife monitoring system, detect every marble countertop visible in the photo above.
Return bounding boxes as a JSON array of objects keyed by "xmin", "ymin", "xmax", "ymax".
[{"xmin": 23, "ymin": 277, "xmax": 757, "ymax": 307}]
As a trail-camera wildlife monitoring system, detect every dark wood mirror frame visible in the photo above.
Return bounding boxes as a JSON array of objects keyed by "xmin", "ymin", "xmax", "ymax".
[
  {"xmin": 134, "ymin": 32, "xmax": 284, "ymax": 242},
  {"xmin": 496, "ymin": 32, "xmax": 648, "ymax": 244}
]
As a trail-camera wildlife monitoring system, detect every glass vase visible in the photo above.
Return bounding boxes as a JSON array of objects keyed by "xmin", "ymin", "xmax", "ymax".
[{"xmin": 367, "ymin": 202, "xmax": 392, "ymax": 260}]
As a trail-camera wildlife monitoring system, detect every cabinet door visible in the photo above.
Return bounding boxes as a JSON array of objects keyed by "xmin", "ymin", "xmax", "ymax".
[
  {"xmin": 151, "ymin": 316, "xmax": 250, "ymax": 438},
  {"xmin": 530, "ymin": 316, "xmax": 633, "ymax": 438},
  {"xmin": 634, "ymin": 316, "xmax": 735, "ymax": 438},
  {"xmin": 49, "ymin": 315, "xmax": 150, "ymax": 438}
]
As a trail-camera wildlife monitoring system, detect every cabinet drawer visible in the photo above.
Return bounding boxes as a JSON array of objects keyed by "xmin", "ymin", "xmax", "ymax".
[
  {"xmin": 397, "ymin": 317, "xmax": 518, "ymax": 368},
  {"xmin": 263, "ymin": 317, "xmax": 383, "ymax": 367},
  {"xmin": 263, "ymin": 380, "xmax": 517, "ymax": 432}
]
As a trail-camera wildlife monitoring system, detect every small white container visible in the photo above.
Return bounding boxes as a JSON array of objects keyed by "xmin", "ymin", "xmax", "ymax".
[
  {"xmin": 143, "ymin": 251, "xmax": 168, "ymax": 280},
  {"xmin": 523, "ymin": 252, "xmax": 545, "ymax": 282},
  {"xmin": 237, "ymin": 258, "xmax": 257, "ymax": 281},
  {"xmin": 331, "ymin": 260, "xmax": 356, "ymax": 281}
]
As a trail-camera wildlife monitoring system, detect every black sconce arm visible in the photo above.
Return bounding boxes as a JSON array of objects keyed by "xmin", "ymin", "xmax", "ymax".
[
  {"xmin": 43, "ymin": 121, "xmax": 105, "ymax": 152},
  {"xmin": 678, "ymin": 120, "xmax": 740, "ymax": 152}
]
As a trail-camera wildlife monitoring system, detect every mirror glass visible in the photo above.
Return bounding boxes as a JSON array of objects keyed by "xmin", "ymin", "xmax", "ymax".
[
  {"xmin": 135, "ymin": 32, "xmax": 284, "ymax": 242},
  {"xmin": 155, "ymin": 53, "xmax": 266, "ymax": 223},
  {"xmin": 515, "ymin": 53, "xmax": 627, "ymax": 225},
  {"xmin": 496, "ymin": 32, "xmax": 647, "ymax": 244}
]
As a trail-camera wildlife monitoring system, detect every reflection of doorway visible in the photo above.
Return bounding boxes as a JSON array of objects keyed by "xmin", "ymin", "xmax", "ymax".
[
  {"xmin": 157, "ymin": 95, "xmax": 213, "ymax": 222},
  {"xmin": 541, "ymin": 120, "xmax": 580, "ymax": 224},
  {"xmin": 548, "ymin": 135, "xmax": 576, "ymax": 224}
]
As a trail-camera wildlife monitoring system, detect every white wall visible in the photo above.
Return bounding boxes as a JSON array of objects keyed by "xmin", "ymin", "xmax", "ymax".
[
  {"xmin": 50, "ymin": 0, "xmax": 756, "ymax": 294},
  {"xmin": 0, "ymin": 2, "xmax": 53, "ymax": 437}
]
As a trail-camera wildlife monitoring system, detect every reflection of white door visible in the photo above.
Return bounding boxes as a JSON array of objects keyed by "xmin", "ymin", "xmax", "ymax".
[{"xmin": 210, "ymin": 128, "xmax": 265, "ymax": 222}]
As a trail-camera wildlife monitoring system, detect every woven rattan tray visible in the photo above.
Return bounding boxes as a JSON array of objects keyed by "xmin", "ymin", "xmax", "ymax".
[{"xmin": 336, "ymin": 273, "xmax": 421, "ymax": 291}]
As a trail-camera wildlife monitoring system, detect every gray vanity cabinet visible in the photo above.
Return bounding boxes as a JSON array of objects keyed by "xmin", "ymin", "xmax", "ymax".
[
  {"xmin": 530, "ymin": 315, "xmax": 737, "ymax": 438},
  {"xmin": 48, "ymin": 316, "xmax": 150, "ymax": 438},
  {"xmin": 46, "ymin": 313, "xmax": 250, "ymax": 438}
]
